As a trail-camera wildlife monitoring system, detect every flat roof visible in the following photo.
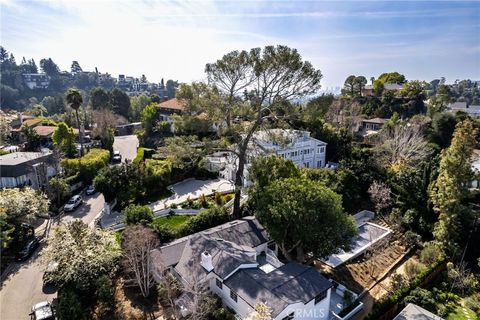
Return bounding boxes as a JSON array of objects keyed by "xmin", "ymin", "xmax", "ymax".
[
  {"xmin": 324, "ymin": 222, "xmax": 392, "ymax": 268},
  {"xmin": 0, "ymin": 152, "xmax": 51, "ymax": 166}
]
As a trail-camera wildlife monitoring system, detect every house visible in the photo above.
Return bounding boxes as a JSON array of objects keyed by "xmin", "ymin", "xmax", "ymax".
[
  {"xmin": 361, "ymin": 83, "xmax": 403, "ymax": 97},
  {"xmin": 393, "ymin": 303, "xmax": 443, "ymax": 320},
  {"xmin": 22, "ymin": 73, "xmax": 50, "ymax": 89},
  {"xmin": 356, "ymin": 117, "xmax": 389, "ymax": 137},
  {"xmin": 0, "ymin": 151, "xmax": 57, "ymax": 189},
  {"xmin": 448, "ymin": 102, "xmax": 480, "ymax": 118},
  {"xmin": 222, "ymin": 129, "xmax": 327, "ymax": 185},
  {"xmin": 151, "ymin": 217, "xmax": 338, "ymax": 320}
]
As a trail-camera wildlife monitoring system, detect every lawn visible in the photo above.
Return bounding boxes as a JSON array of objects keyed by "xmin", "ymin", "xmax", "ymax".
[
  {"xmin": 446, "ymin": 305, "xmax": 477, "ymax": 320},
  {"xmin": 153, "ymin": 215, "xmax": 191, "ymax": 230}
]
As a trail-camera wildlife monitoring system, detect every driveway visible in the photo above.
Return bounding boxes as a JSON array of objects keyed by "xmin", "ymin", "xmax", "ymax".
[
  {"xmin": 0, "ymin": 192, "xmax": 105, "ymax": 320},
  {"xmin": 113, "ymin": 135, "xmax": 138, "ymax": 162},
  {"xmin": 150, "ymin": 178, "xmax": 234, "ymax": 212}
]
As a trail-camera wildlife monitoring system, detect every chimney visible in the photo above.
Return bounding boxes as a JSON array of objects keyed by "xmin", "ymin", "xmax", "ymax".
[{"xmin": 201, "ymin": 251, "xmax": 214, "ymax": 272}]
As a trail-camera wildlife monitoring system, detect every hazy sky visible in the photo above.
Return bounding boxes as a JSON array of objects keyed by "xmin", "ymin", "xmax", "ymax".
[{"xmin": 1, "ymin": 0, "xmax": 479, "ymax": 88}]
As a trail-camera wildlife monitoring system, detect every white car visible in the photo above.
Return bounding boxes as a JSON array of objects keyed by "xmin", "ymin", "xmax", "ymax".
[
  {"xmin": 30, "ymin": 301, "xmax": 55, "ymax": 320},
  {"xmin": 112, "ymin": 150, "xmax": 122, "ymax": 163},
  {"xmin": 64, "ymin": 195, "xmax": 83, "ymax": 212}
]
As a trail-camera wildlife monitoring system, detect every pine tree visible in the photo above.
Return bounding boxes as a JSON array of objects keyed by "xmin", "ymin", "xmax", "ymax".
[{"xmin": 429, "ymin": 118, "xmax": 478, "ymax": 251}]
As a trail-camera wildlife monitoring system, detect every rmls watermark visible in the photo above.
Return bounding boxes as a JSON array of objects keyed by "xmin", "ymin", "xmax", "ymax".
[{"xmin": 287, "ymin": 308, "xmax": 328, "ymax": 319}]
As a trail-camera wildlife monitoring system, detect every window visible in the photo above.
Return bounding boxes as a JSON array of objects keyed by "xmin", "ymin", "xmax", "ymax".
[
  {"xmin": 216, "ymin": 279, "xmax": 222, "ymax": 289},
  {"xmin": 317, "ymin": 160, "xmax": 322, "ymax": 168},
  {"xmin": 315, "ymin": 290, "xmax": 327, "ymax": 305},
  {"xmin": 230, "ymin": 290, "xmax": 238, "ymax": 302},
  {"xmin": 282, "ymin": 312, "xmax": 294, "ymax": 320},
  {"xmin": 320, "ymin": 147, "xmax": 325, "ymax": 153}
]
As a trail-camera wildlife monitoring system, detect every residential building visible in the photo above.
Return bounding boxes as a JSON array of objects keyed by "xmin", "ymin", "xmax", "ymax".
[
  {"xmin": 361, "ymin": 83, "xmax": 403, "ymax": 97},
  {"xmin": 471, "ymin": 149, "xmax": 480, "ymax": 188},
  {"xmin": 448, "ymin": 102, "xmax": 480, "ymax": 118},
  {"xmin": 357, "ymin": 117, "xmax": 389, "ymax": 136},
  {"xmin": 151, "ymin": 217, "xmax": 339, "ymax": 320},
  {"xmin": 222, "ymin": 129, "xmax": 327, "ymax": 185},
  {"xmin": 0, "ymin": 151, "xmax": 57, "ymax": 189},
  {"xmin": 393, "ymin": 303, "xmax": 443, "ymax": 320},
  {"xmin": 22, "ymin": 73, "xmax": 50, "ymax": 89},
  {"xmin": 156, "ymin": 98, "xmax": 187, "ymax": 132}
]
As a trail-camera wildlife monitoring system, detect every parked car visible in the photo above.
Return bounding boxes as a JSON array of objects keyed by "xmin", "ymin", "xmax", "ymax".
[
  {"xmin": 64, "ymin": 195, "xmax": 83, "ymax": 212},
  {"xmin": 112, "ymin": 150, "xmax": 122, "ymax": 163},
  {"xmin": 30, "ymin": 301, "xmax": 55, "ymax": 320},
  {"xmin": 85, "ymin": 185, "xmax": 96, "ymax": 195},
  {"xmin": 16, "ymin": 237, "xmax": 40, "ymax": 261},
  {"xmin": 43, "ymin": 261, "xmax": 59, "ymax": 286}
]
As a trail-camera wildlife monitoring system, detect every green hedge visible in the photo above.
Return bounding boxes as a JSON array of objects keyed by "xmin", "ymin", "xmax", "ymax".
[
  {"xmin": 133, "ymin": 147, "xmax": 145, "ymax": 165},
  {"xmin": 365, "ymin": 257, "xmax": 446, "ymax": 320},
  {"xmin": 177, "ymin": 206, "xmax": 229, "ymax": 237},
  {"xmin": 62, "ymin": 149, "xmax": 110, "ymax": 182}
]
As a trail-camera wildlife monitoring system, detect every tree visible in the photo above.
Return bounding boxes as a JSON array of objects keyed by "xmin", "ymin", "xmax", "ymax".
[
  {"xmin": 21, "ymin": 125, "xmax": 41, "ymax": 151},
  {"xmin": 40, "ymin": 58, "xmax": 60, "ymax": 77},
  {"xmin": 245, "ymin": 303, "xmax": 272, "ymax": 320},
  {"xmin": 129, "ymin": 93, "xmax": 151, "ymax": 121},
  {"xmin": 121, "ymin": 225, "xmax": 159, "ymax": 297},
  {"xmin": 206, "ymin": 45, "xmax": 322, "ymax": 218},
  {"xmin": 256, "ymin": 177, "xmax": 357, "ymax": 262},
  {"xmin": 375, "ymin": 122, "xmax": 431, "ymax": 171},
  {"xmin": 430, "ymin": 119, "xmax": 478, "ymax": 251},
  {"xmin": 92, "ymin": 107, "xmax": 116, "ymax": 153},
  {"xmin": 343, "ymin": 75, "xmax": 357, "ymax": 97},
  {"xmin": 368, "ymin": 181, "xmax": 392, "ymax": 216},
  {"xmin": 70, "ymin": 60, "xmax": 82, "ymax": 74},
  {"xmin": 0, "ymin": 116, "xmax": 10, "ymax": 145},
  {"xmin": 46, "ymin": 176, "xmax": 71, "ymax": 209},
  {"xmin": 90, "ymin": 87, "xmax": 111, "ymax": 110},
  {"xmin": 140, "ymin": 103, "xmax": 158, "ymax": 136},
  {"xmin": 377, "ymin": 72, "xmax": 406, "ymax": 84},
  {"xmin": 65, "ymin": 88, "xmax": 85, "ymax": 156},
  {"xmin": 52, "ymin": 122, "xmax": 77, "ymax": 157},
  {"xmin": 43, "ymin": 221, "xmax": 120, "ymax": 289},
  {"xmin": 123, "ymin": 204, "xmax": 154, "ymax": 225},
  {"xmin": 0, "ymin": 188, "xmax": 49, "ymax": 249},
  {"xmin": 110, "ymin": 88, "xmax": 130, "ymax": 118},
  {"xmin": 30, "ymin": 104, "xmax": 48, "ymax": 117},
  {"xmin": 304, "ymin": 94, "xmax": 334, "ymax": 121}
]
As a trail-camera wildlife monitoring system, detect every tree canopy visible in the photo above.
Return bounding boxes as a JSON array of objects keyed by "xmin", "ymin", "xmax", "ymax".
[{"xmin": 256, "ymin": 177, "xmax": 357, "ymax": 262}]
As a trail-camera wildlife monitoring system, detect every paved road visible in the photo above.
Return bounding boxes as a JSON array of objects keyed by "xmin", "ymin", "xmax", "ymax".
[
  {"xmin": 113, "ymin": 135, "xmax": 138, "ymax": 162},
  {"xmin": 0, "ymin": 192, "xmax": 105, "ymax": 320}
]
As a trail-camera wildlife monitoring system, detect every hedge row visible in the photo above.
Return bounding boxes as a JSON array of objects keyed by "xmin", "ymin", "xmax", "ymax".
[
  {"xmin": 62, "ymin": 149, "xmax": 110, "ymax": 182},
  {"xmin": 365, "ymin": 257, "xmax": 446, "ymax": 320}
]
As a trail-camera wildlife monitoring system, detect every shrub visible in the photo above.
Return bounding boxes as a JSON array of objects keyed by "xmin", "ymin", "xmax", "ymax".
[
  {"xmin": 404, "ymin": 260, "xmax": 425, "ymax": 280},
  {"xmin": 224, "ymin": 193, "xmax": 234, "ymax": 203},
  {"xmin": 133, "ymin": 147, "xmax": 145, "ymax": 165},
  {"xmin": 62, "ymin": 149, "xmax": 110, "ymax": 182},
  {"xmin": 123, "ymin": 204, "xmax": 154, "ymax": 225},
  {"xmin": 178, "ymin": 206, "xmax": 229, "ymax": 237},
  {"xmin": 390, "ymin": 273, "xmax": 408, "ymax": 292},
  {"xmin": 152, "ymin": 224, "xmax": 176, "ymax": 243},
  {"xmin": 95, "ymin": 275, "xmax": 116, "ymax": 309},
  {"xmin": 57, "ymin": 286, "xmax": 83, "ymax": 320},
  {"xmin": 403, "ymin": 288, "xmax": 436, "ymax": 312},
  {"xmin": 420, "ymin": 242, "xmax": 444, "ymax": 265},
  {"xmin": 170, "ymin": 203, "xmax": 178, "ymax": 209},
  {"xmin": 214, "ymin": 192, "xmax": 224, "ymax": 205},
  {"xmin": 190, "ymin": 201, "xmax": 202, "ymax": 209},
  {"xmin": 403, "ymin": 230, "xmax": 420, "ymax": 247},
  {"xmin": 200, "ymin": 193, "xmax": 208, "ymax": 207}
]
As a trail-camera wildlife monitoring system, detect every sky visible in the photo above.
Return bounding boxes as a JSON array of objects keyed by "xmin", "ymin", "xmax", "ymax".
[{"xmin": 1, "ymin": 0, "xmax": 479, "ymax": 88}]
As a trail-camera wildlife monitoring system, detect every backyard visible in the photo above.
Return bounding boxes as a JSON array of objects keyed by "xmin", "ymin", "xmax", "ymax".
[{"xmin": 152, "ymin": 215, "xmax": 192, "ymax": 231}]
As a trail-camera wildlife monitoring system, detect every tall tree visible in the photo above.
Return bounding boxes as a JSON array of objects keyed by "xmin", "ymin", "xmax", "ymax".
[
  {"xmin": 429, "ymin": 119, "xmax": 478, "ymax": 251},
  {"xmin": 206, "ymin": 45, "xmax": 322, "ymax": 218},
  {"xmin": 65, "ymin": 88, "xmax": 84, "ymax": 156},
  {"xmin": 90, "ymin": 87, "xmax": 111, "ymax": 110},
  {"xmin": 110, "ymin": 88, "xmax": 130, "ymax": 118},
  {"xmin": 70, "ymin": 60, "xmax": 82, "ymax": 74},
  {"xmin": 256, "ymin": 177, "xmax": 357, "ymax": 262},
  {"xmin": 121, "ymin": 225, "xmax": 159, "ymax": 297},
  {"xmin": 52, "ymin": 122, "xmax": 77, "ymax": 157},
  {"xmin": 40, "ymin": 58, "xmax": 60, "ymax": 77}
]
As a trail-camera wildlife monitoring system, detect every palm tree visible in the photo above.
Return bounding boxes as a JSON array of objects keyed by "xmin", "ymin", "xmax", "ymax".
[{"xmin": 65, "ymin": 88, "xmax": 84, "ymax": 156}]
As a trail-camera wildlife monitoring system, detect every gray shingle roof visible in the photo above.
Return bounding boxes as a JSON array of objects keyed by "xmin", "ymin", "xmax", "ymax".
[
  {"xmin": 393, "ymin": 303, "xmax": 443, "ymax": 320},
  {"xmin": 224, "ymin": 262, "xmax": 332, "ymax": 317}
]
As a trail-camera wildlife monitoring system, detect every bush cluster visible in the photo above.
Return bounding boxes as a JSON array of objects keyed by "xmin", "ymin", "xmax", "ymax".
[{"xmin": 62, "ymin": 149, "xmax": 110, "ymax": 182}]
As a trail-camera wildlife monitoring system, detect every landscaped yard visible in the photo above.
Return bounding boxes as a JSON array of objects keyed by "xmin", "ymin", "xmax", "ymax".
[{"xmin": 153, "ymin": 215, "xmax": 192, "ymax": 230}]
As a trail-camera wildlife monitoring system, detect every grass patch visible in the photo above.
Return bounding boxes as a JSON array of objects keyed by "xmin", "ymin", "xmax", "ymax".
[
  {"xmin": 446, "ymin": 305, "xmax": 477, "ymax": 320},
  {"xmin": 153, "ymin": 215, "xmax": 191, "ymax": 231}
]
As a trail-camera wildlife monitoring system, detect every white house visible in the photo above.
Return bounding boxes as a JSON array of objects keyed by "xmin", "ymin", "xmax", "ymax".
[
  {"xmin": 151, "ymin": 217, "xmax": 335, "ymax": 320},
  {"xmin": 221, "ymin": 129, "xmax": 327, "ymax": 185},
  {"xmin": 22, "ymin": 73, "xmax": 50, "ymax": 89}
]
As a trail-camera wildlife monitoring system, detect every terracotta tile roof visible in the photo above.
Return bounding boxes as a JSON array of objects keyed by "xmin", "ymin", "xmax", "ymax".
[
  {"xmin": 157, "ymin": 98, "xmax": 186, "ymax": 111},
  {"xmin": 32, "ymin": 125, "xmax": 80, "ymax": 137}
]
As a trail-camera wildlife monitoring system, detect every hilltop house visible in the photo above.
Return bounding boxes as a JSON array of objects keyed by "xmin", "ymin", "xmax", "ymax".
[
  {"xmin": 447, "ymin": 102, "xmax": 480, "ymax": 118},
  {"xmin": 22, "ymin": 73, "xmax": 50, "ymax": 89},
  {"xmin": 361, "ymin": 83, "xmax": 403, "ymax": 97},
  {"xmin": 220, "ymin": 129, "xmax": 327, "ymax": 186},
  {"xmin": 151, "ymin": 217, "xmax": 341, "ymax": 320},
  {"xmin": 0, "ymin": 151, "xmax": 57, "ymax": 189}
]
